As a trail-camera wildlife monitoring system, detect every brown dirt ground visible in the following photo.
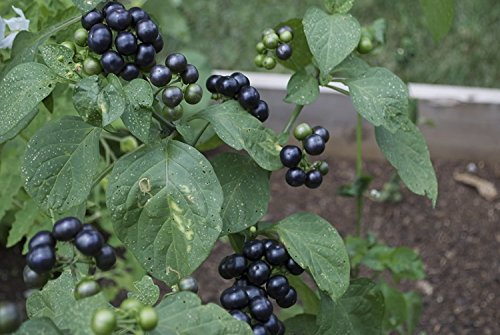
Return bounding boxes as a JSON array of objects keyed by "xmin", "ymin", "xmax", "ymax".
[{"xmin": 1, "ymin": 158, "xmax": 499, "ymax": 334}]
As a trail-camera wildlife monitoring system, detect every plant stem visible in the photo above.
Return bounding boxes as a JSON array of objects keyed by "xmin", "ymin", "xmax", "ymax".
[
  {"xmin": 92, "ymin": 163, "xmax": 115, "ymax": 189},
  {"xmin": 325, "ymin": 84, "xmax": 350, "ymax": 96},
  {"xmin": 355, "ymin": 112, "xmax": 364, "ymax": 237},
  {"xmin": 191, "ymin": 122, "xmax": 210, "ymax": 147},
  {"xmin": 152, "ymin": 111, "xmax": 176, "ymax": 134},
  {"xmin": 281, "ymin": 104, "xmax": 304, "ymax": 134}
]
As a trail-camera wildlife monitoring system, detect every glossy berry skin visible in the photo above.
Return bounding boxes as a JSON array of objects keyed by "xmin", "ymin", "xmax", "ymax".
[
  {"xmin": 276, "ymin": 287, "xmax": 297, "ymax": 308},
  {"xmin": 276, "ymin": 44, "xmax": 292, "ymax": 60},
  {"xmin": 285, "ymin": 257, "xmax": 304, "ymax": 275},
  {"xmin": 313, "ymin": 126, "xmax": 330, "ymax": 142},
  {"xmin": 293, "ymin": 123, "xmax": 313, "ymax": 141},
  {"xmin": 244, "ymin": 285, "xmax": 267, "ymax": 301},
  {"xmin": 318, "ymin": 161, "xmax": 329, "ymax": 175},
  {"xmin": 234, "ymin": 277, "xmax": 249, "ymax": 287},
  {"xmin": 153, "ymin": 34, "xmax": 164, "ymax": 53},
  {"xmin": 184, "ymin": 84, "xmax": 203, "ymax": 105},
  {"xmin": 106, "ymin": 9, "xmax": 131, "ymax": 31},
  {"xmin": 254, "ymin": 54, "xmax": 265, "ymax": 67},
  {"xmin": 180, "ymin": 64, "xmax": 199, "ymax": 84},
  {"xmin": 135, "ymin": 44, "xmax": 156, "ymax": 68},
  {"xmin": 263, "ymin": 33, "xmax": 280, "ymax": 49},
  {"xmin": 305, "ymin": 170, "xmax": 323, "ymax": 189},
  {"xmin": 74, "ymin": 28, "xmax": 88, "ymax": 46},
  {"xmin": 120, "ymin": 63, "xmax": 140, "ymax": 81},
  {"xmin": 230, "ymin": 310, "xmax": 251, "ymax": 324},
  {"xmin": 101, "ymin": 51, "xmax": 125, "ymax": 75},
  {"xmin": 265, "ymin": 244, "xmax": 288, "ymax": 266},
  {"xmin": 223, "ymin": 254, "xmax": 247, "ymax": 278},
  {"xmin": 285, "ymin": 167, "xmax": 306, "ymax": 187},
  {"xmin": 27, "ymin": 245, "xmax": 56, "ymax": 273},
  {"xmin": 280, "ymin": 145, "xmax": 302, "ymax": 168},
  {"xmin": 149, "ymin": 65, "xmax": 172, "ymax": 87},
  {"xmin": 247, "ymin": 260, "xmax": 271, "ymax": 286},
  {"xmin": 179, "ymin": 276, "xmax": 198, "ymax": 293},
  {"xmin": 216, "ymin": 76, "xmax": 239, "ymax": 97},
  {"xmin": 23, "ymin": 265, "xmax": 49, "ymax": 288},
  {"xmin": 128, "ymin": 7, "xmax": 149, "ymax": 25},
  {"xmin": 103, "ymin": 2, "xmax": 124, "ymax": 17},
  {"xmin": 165, "ymin": 53, "xmax": 188, "ymax": 73},
  {"xmin": 95, "ymin": 244, "xmax": 116, "ymax": 270},
  {"xmin": 115, "ymin": 32, "xmax": 138, "ymax": 56},
  {"xmin": 252, "ymin": 324, "xmax": 269, "ymax": 335},
  {"xmin": 249, "ymin": 296, "xmax": 273, "ymax": 322},
  {"xmin": 263, "ymin": 239, "xmax": 275, "ymax": 250},
  {"xmin": 164, "ymin": 106, "xmax": 184, "ymax": 121},
  {"xmin": 138, "ymin": 306, "xmax": 158, "ymax": 331},
  {"xmin": 238, "ymin": 86, "xmax": 260, "ymax": 110},
  {"xmin": 87, "ymin": 24, "xmax": 112, "ymax": 54},
  {"xmin": 231, "ymin": 72, "xmax": 250, "ymax": 90},
  {"xmin": 136, "ymin": 19, "xmax": 159, "ymax": 43},
  {"xmin": 75, "ymin": 229, "xmax": 104, "ymax": 256},
  {"xmin": 81, "ymin": 10, "xmax": 104, "ymax": 30},
  {"xmin": 303, "ymin": 134, "xmax": 325, "ymax": 155},
  {"xmin": 264, "ymin": 314, "xmax": 281, "ymax": 335},
  {"xmin": 53, "ymin": 217, "xmax": 82, "ymax": 241},
  {"xmin": 83, "ymin": 57, "xmax": 102, "ymax": 75},
  {"xmin": 28, "ymin": 231, "xmax": 55, "ymax": 250},
  {"xmin": 357, "ymin": 36, "xmax": 373, "ymax": 54},
  {"xmin": 262, "ymin": 56, "xmax": 276, "ymax": 70},
  {"xmin": 206, "ymin": 75, "xmax": 221, "ymax": 93},
  {"xmin": 0, "ymin": 302, "xmax": 21, "ymax": 334},
  {"xmin": 91, "ymin": 308, "xmax": 116, "ymax": 335},
  {"xmin": 266, "ymin": 275, "xmax": 290, "ymax": 300},
  {"xmin": 75, "ymin": 279, "xmax": 101, "ymax": 299},
  {"xmin": 279, "ymin": 30, "xmax": 293, "ymax": 43},
  {"xmin": 162, "ymin": 87, "xmax": 183, "ymax": 108},
  {"xmin": 251, "ymin": 100, "xmax": 269, "ymax": 122},
  {"xmin": 220, "ymin": 286, "xmax": 249, "ymax": 310},
  {"xmin": 276, "ymin": 25, "xmax": 293, "ymax": 36},
  {"xmin": 276, "ymin": 321, "xmax": 285, "ymax": 335},
  {"xmin": 242, "ymin": 239, "xmax": 265, "ymax": 260}
]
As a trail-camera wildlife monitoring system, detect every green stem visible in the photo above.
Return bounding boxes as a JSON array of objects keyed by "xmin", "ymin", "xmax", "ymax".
[
  {"xmin": 152, "ymin": 111, "xmax": 176, "ymax": 134},
  {"xmin": 355, "ymin": 112, "xmax": 364, "ymax": 237},
  {"xmin": 91, "ymin": 163, "xmax": 115, "ymax": 189},
  {"xmin": 325, "ymin": 84, "xmax": 350, "ymax": 96},
  {"xmin": 191, "ymin": 122, "xmax": 210, "ymax": 147},
  {"xmin": 281, "ymin": 104, "xmax": 304, "ymax": 134}
]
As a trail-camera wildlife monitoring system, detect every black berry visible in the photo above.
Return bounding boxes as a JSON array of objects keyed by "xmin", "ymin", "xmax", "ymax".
[
  {"xmin": 95, "ymin": 244, "xmax": 116, "ymax": 270},
  {"xmin": 106, "ymin": 8, "xmax": 131, "ymax": 31},
  {"xmin": 135, "ymin": 43, "xmax": 156, "ymax": 68},
  {"xmin": 81, "ymin": 10, "xmax": 104, "ymax": 30},
  {"xmin": 247, "ymin": 260, "xmax": 271, "ymax": 286},
  {"xmin": 244, "ymin": 285, "xmax": 267, "ymax": 301},
  {"xmin": 128, "ymin": 7, "xmax": 149, "ymax": 25},
  {"xmin": 115, "ymin": 31, "xmax": 138, "ymax": 56},
  {"xmin": 165, "ymin": 53, "xmax": 188, "ymax": 73},
  {"xmin": 266, "ymin": 275, "xmax": 290, "ymax": 300},
  {"xmin": 242, "ymin": 240, "xmax": 265, "ymax": 260},
  {"xmin": 305, "ymin": 170, "xmax": 323, "ymax": 189},
  {"xmin": 234, "ymin": 277, "xmax": 249, "ymax": 287},
  {"xmin": 279, "ymin": 145, "xmax": 302, "ymax": 168},
  {"xmin": 313, "ymin": 126, "xmax": 330, "ymax": 142},
  {"xmin": 52, "ymin": 217, "xmax": 82, "ymax": 241},
  {"xmin": 251, "ymin": 100, "xmax": 269, "ymax": 122},
  {"xmin": 252, "ymin": 324, "xmax": 269, "ymax": 335},
  {"xmin": 153, "ymin": 34, "xmax": 164, "ymax": 53},
  {"xmin": 216, "ymin": 76, "xmax": 239, "ymax": 97},
  {"xmin": 162, "ymin": 87, "xmax": 183, "ymax": 108},
  {"xmin": 285, "ymin": 168, "xmax": 306, "ymax": 187},
  {"xmin": 276, "ymin": 26, "xmax": 293, "ymax": 36},
  {"xmin": 303, "ymin": 134, "xmax": 325, "ymax": 155},
  {"xmin": 103, "ymin": 2, "xmax": 125, "ymax": 17},
  {"xmin": 101, "ymin": 50, "xmax": 125, "ymax": 74},
  {"xmin": 136, "ymin": 19, "xmax": 159, "ymax": 43},
  {"xmin": 238, "ymin": 86, "xmax": 260, "ymax": 110},
  {"xmin": 180, "ymin": 64, "xmax": 199, "ymax": 84},
  {"xmin": 121, "ymin": 63, "xmax": 140, "ymax": 81},
  {"xmin": 230, "ymin": 310, "xmax": 251, "ymax": 325},
  {"xmin": 285, "ymin": 257, "xmax": 304, "ymax": 275},
  {"xmin": 220, "ymin": 286, "xmax": 249, "ymax": 310},
  {"xmin": 28, "ymin": 231, "xmax": 55, "ymax": 250},
  {"xmin": 265, "ymin": 243, "xmax": 288, "ymax": 266},
  {"xmin": 276, "ymin": 287, "xmax": 297, "ymax": 308},
  {"xmin": 149, "ymin": 65, "xmax": 172, "ymax": 87},
  {"xmin": 231, "ymin": 72, "xmax": 250, "ymax": 90},
  {"xmin": 206, "ymin": 75, "xmax": 221, "ymax": 93},
  {"xmin": 249, "ymin": 296, "xmax": 273, "ymax": 322},
  {"xmin": 221, "ymin": 254, "xmax": 247, "ymax": 279},
  {"xmin": 27, "ymin": 245, "xmax": 56, "ymax": 273},
  {"xmin": 276, "ymin": 44, "xmax": 292, "ymax": 60},
  {"xmin": 87, "ymin": 24, "xmax": 112, "ymax": 54},
  {"xmin": 263, "ymin": 314, "xmax": 281, "ymax": 335},
  {"xmin": 75, "ymin": 229, "xmax": 104, "ymax": 256}
]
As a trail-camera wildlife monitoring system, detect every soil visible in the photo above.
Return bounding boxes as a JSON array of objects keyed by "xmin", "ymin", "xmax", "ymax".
[{"xmin": 1, "ymin": 158, "xmax": 499, "ymax": 334}]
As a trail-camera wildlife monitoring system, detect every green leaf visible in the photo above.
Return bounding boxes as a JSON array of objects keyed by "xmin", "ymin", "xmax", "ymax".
[
  {"xmin": 284, "ymin": 314, "xmax": 318, "ymax": 335},
  {"xmin": 378, "ymin": 283, "xmax": 422, "ymax": 333},
  {"xmin": 324, "ymin": 0, "xmax": 355, "ymax": 14},
  {"xmin": 315, "ymin": 279, "xmax": 384, "ymax": 335},
  {"xmin": 285, "ymin": 70, "xmax": 320, "ymax": 105},
  {"xmin": 72, "ymin": 0, "xmax": 104, "ymax": 12},
  {"xmin": 21, "ymin": 116, "xmax": 102, "ymax": 212},
  {"xmin": 331, "ymin": 55, "xmax": 370, "ymax": 78},
  {"xmin": 0, "ymin": 138, "xmax": 24, "ymax": 220},
  {"xmin": 192, "ymin": 101, "xmax": 282, "ymax": 171},
  {"xmin": 128, "ymin": 276, "xmax": 160, "ymax": 306},
  {"xmin": 303, "ymin": 7, "xmax": 361, "ymax": 78},
  {"xmin": 211, "ymin": 153, "xmax": 270, "ymax": 235},
  {"xmin": 274, "ymin": 19, "xmax": 313, "ymax": 71},
  {"xmin": 14, "ymin": 318, "xmax": 63, "ymax": 335},
  {"xmin": 375, "ymin": 119, "xmax": 438, "ymax": 205},
  {"xmin": 271, "ymin": 212, "xmax": 350, "ymax": 300},
  {"xmin": 403, "ymin": 291, "xmax": 423, "ymax": 334},
  {"xmin": 27, "ymin": 271, "xmax": 109, "ymax": 335},
  {"xmin": 98, "ymin": 75, "xmax": 126, "ymax": 126},
  {"xmin": 346, "ymin": 67, "xmax": 409, "ymax": 132},
  {"xmin": 39, "ymin": 44, "xmax": 75, "ymax": 80},
  {"xmin": 150, "ymin": 292, "xmax": 252, "ymax": 335},
  {"xmin": 122, "ymin": 79, "xmax": 157, "ymax": 143},
  {"xmin": 106, "ymin": 140, "xmax": 223, "ymax": 285},
  {"xmin": 0, "ymin": 63, "xmax": 59, "ymax": 143},
  {"xmin": 386, "ymin": 247, "xmax": 426, "ymax": 280},
  {"xmin": 287, "ymin": 275, "xmax": 320, "ymax": 315},
  {"xmin": 420, "ymin": 0, "xmax": 454, "ymax": 41},
  {"xmin": 73, "ymin": 76, "xmax": 102, "ymax": 126}
]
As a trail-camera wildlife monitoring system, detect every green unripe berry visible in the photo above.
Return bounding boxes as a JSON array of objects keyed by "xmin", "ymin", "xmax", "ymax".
[
  {"xmin": 254, "ymin": 54, "xmax": 265, "ymax": 67},
  {"xmin": 74, "ymin": 28, "xmax": 88, "ymax": 47},
  {"xmin": 318, "ymin": 161, "xmax": 329, "ymax": 176},
  {"xmin": 75, "ymin": 279, "xmax": 101, "ymax": 300},
  {"xmin": 256, "ymin": 42, "xmax": 267, "ymax": 54},
  {"xmin": 83, "ymin": 57, "xmax": 102, "ymax": 75},
  {"xmin": 61, "ymin": 41, "xmax": 77, "ymax": 54},
  {"xmin": 138, "ymin": 306, "xmax": 158, "ymax": 331},
  {"xmin": 120, "ymin": 136, "xmax": 138, "ymax": 153},
  {"xmin": 120, "ymin": 298, "xmax": 143, "ymax": 313},
  {"xmin": 262, "ymin": 56, "xmax": 276, "ymax": 70},
  {"xmin": 294, "ymin": 123, "xmax": 313, "ymax": 140},
  {"xmin": 263, "ymin": 33, "xmax": 280, "ymax": 49},
  {"xmin": 184, "ymin": 83, "xmax": 203, "ymax": 105},
  {"xmin": 164, "ymin": 105, "xmax": 184, "ymax": 121},
  {"xmin": 279, "ymin": 30, "xmax": 293, "ymax": 43},
  {"xmin": 261, "ymin": 28, "xmax": 275, "ymax": 37},
  {"xmin": 357, "ymin": 36, "xmax": 374, "ymax": 54},
  {"xmin": 91, "ymin": 308, "xmax": 116, "ymax": 335}
]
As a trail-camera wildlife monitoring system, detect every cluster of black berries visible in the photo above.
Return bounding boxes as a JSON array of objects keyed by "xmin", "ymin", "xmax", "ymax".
[
  {"xmin": 280, "ymin": 123, "xmax": 330, "ymax": 189},
  {"xmin": 24, "ymin": 217, "xmax": 116, "ymax": 289},
  {"xmin": 80, "ymin": 2, "xmax": 163, "ymax": 80},
  {"xmin": 255, "ymin": 26, "xmax": 294, "ymax": 70},
  {"xmin": 206, "ymin": 72, "xmax": 270, "ymax": 122},
  {"xmin": 219, "ymin": 239, "xmax": 304, "ymax": 335}
]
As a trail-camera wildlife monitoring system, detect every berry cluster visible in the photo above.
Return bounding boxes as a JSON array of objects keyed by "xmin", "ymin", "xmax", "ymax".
[
  {"xmin": 23, "ymin": 217, "xmax": 116, "ymax": 289},
  {"xmin": 255, "ymin": 26, "xmax": 294, "ymax": 70},
  {"xmin": 218, "ymin": 239, "xmax": 304, "ymax": 335},
  {"xmin": 206, "ymin": 72, "xmax": 270, "ymax": 122},
  {"xmin": 79, "ymin": 2, "xmax": 163, "ymax": 80},
  {"xmin": 280, "ymin": 123, "xmax": 330, "ymax": 189}
]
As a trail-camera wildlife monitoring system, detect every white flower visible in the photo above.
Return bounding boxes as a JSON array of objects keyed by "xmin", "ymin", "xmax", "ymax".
[{"xmin": 0, "ymin": 6, "xmax": 30, "ymax": 49}]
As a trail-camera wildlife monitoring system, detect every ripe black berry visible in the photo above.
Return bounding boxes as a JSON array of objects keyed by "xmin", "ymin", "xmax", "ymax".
[
  {"xmin": 222, "ymin": 254, "xmax": 247, "ymax": 279},
  {"xmin": 103, "ymin": 2, "xmax": 125, "ymax": 17},
  {"xmin": 234, "ymin": 277, "xmax": 249, "ymax": 287},
  {"xmin": 23, "ymin": 265, "xmax": 49, "ymax": 288},
  {"xmin": 165, "ymin": 53, "xmax": 188, "ymax": 73},
  {"xmin": 285, "ymin": 257, "xmax": 304, "ymax": 275},
  {"xmin": 231, "ymin": 72, "xmax": 250, "ymax": 90},
  {"xmin": 52, "ymin": 217, "xmax": 82, "ymax": 241},
  {"xmin": 276, "ymin": 287, "xmax": 297, "ymax": 308},
  {"xmin": 252, "ymin": 324, "xmax": 269, "ymax": 335},
  {"xmin": 121, "ymin": 63, "xmax": 140, "ymax": 81},
  {"xmin": 247, "ymin": 260, "xmax": 271, "ymax": 286},
  {"xmin": 184, "ymin": 84, "xmax": 203, "ymax": 105},
  {"xmin": 28, "ymin": 231, "xmax": 55, "ymax": 250},
  {"xmin": 106, "ymin": 8, "xmax": 131, "ymax": 31},
  {"xmin": 265, "ymin": 243, "xmax": 288, "ymax": 266},
  {"xmin": 305, "ymin": 170, "xmax": 323, "ymax": 189},
  {"xmin": 279, "ymin": 145, "xmax": 302, "ymax": 168},
  {"xmin": 251, "ymin": 100, "xmax": 269, "ymax": 122},
  {"xmin": 135, "ymin": 43, "xmax": 156, "ymax": 68},
  {"xmin": 313, "ymin": 126, "xmax": 330, "ymax": 142},
  {"xmin": 180, "ymin": 64, "xmax": 199, "ymax": 84},
  {"xmin": 206, "ymin": 75, "xmax": 221, "ymax": 94},
  {"xmin": 128, "ymin": 7, "xmax": 149, "ymax": 25},
  {"xmin": 87, "ymin": 24, "xmax": 112, "ymax": 54},
  {"xmin": 101, "ymin": 51, "xmax": 125, "ymax": 74},
  {"xmin": 136, "ymin": 19, "xmax": 159, "ymax": 43},
  {"xmin": 249, "ymin": 296, "xmax": 273, "ymax": 322},
  {"xmin": 149, "ymin": 65, "xmax": 172, "ymax": 87},
  {"xmin": 216, "ymin": 76, "xmax": 239, "ymax": 97},
  {"xmin": 238, "ymin": 86, "xmax": 260, "ymax": 110},
  {"xmin": 285, "ymin": 167, "xmax": 306, "ymax": 187},
  {"xmin": 266, "ymin": 275, "xmax": 290, "ymax": 300},
  {"xmin": 153, "ymin": 34, "xmax": 164, "ymax": 53},
  {"xmin": 220, "ymin": 286, "xmax": 249, "ymax": 310},
  {"xmin": 27, "ymin": 245, "xmax": 56, "ymax": 273},
  {"xmin": 263, "ymin": 314, "xmax": 280, "ymax": 335},
  {"xmin": 263, "ymin": 239, "xmax": 275, "ymax": 249},
  {"xmin": 242, "ymin": 239, "xmax": 265, "ymax": 260},
  {"xmin": 230, "ymin": 310, "xmax": 251, "ymax": 325},
  {"xmin": 276, "ymin": 44, "xmax": 292, "ymax": 60},
  {"xmin": 162, "ymin": 87, "xmax": 183, "ymax": 108},
  {"xmin": 95, "ymin": 244, "xmax": 116, "ymax": 270},
  {"xmin": 303, "ymin": 134, "xmax": 325, "ymax": 155},
  {"xmin": 75, "ymin": 229, "xmax": 104, "ymax": 256},
  {"xmin": 115, "ymin": 31, "xmax": 138, "ymax": 56},
  {"xmin": 276, "ymin": 25, "xmax": 293, "ymax": 36},
  {"xmin": 81, "ymin": 10, "xmax": 104, "ymax": 30},
  {"xmin": 244, "ymin": 285, "xmax": 267, "ymax": 301}
]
